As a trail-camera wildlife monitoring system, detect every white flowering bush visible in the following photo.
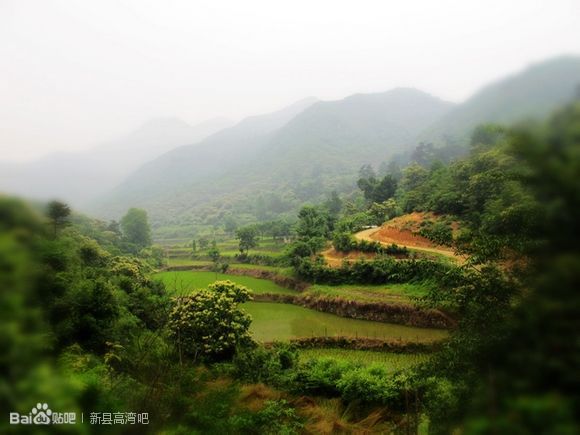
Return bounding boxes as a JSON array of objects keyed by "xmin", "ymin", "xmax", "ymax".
[{"xmin": 168, "ymin": 280, "xmax": 253, "ymax": 361}]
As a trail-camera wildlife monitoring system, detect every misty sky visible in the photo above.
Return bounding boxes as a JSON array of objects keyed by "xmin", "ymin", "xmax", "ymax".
[{"xmin": 1, "ymin": 0, "xmax": 579, "ymax": 161}]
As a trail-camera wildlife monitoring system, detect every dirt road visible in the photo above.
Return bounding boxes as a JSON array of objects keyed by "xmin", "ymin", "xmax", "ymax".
[{"xmin": 354, "ymin": 227, "xmax": 461, "ymax": 262}]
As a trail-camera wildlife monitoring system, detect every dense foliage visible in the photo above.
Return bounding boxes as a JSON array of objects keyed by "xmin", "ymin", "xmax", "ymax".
[
  {"xmin": 168, "ymin": 281, "xmax": 253, "ymax": 361},
  {"xmin": 2, "ymin": 99, "xmax": 579, "ymax": 433}
]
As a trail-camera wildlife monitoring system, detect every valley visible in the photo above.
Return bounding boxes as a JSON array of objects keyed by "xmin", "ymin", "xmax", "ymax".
[{"xmin": 2, "ymin": 48, "xmax": 578, "ymax": 433}]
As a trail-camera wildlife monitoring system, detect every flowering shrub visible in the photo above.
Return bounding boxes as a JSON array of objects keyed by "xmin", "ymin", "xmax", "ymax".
[
  {"xmin": 108, "ymin": 256, "xmax": 152, "ymax": 284},
  {"xmin": 168, "ymin": 280, "xmax": 253, "ymax": 361}
]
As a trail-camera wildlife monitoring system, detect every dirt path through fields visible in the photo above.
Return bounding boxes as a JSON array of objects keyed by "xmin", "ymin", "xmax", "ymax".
[{"xmin": 354, "ymin": 227, "xmax": 461, "ymax": 262}]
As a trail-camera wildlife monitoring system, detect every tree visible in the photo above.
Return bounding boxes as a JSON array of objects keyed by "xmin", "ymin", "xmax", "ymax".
[
  {"xmin": 410, "ymin": 142, "xmax": 436, "ymax": 166},
  {"xmin": 372, "ymin": 175, "xmax": 397, "ymax": 202},
  {"xmin": 368, "ymin": 199, "xmax": 399, "ymax": 225},
  {"xmin": 107, "ymin": 220, "xmax": 121, "ymax": 235},
  {"xmin": 236, "ymin": 226, "xmax": 258, "ymax": 256},
  {"xmin": 207, "ymin": 241, "xmax": 222, "ymax": 279},
  {"xmin": 358, "ymin": 164, "xmax": 376, "ymax": 180},
  {"xmin": 357, "ymin": 174, "xmax": 397, "ymax": 203},
  {"xmin": 207, "ymin": 241, "xmax": 220, "ymax": 262},
  {"xmin": 198, "ymin": 237, "xmax": 209, "ymax": 250},
  {"xmin": 324, "ymin": 191, "xmax": 343, "ymax": 217},
  {"xmin": 46, "ymin": 200, "xmax": 71, "ymax": 237},
  {"xmin": 168, "ymin": 281, "xmax": 253, "ymax": 361},
  {"xmin": 120, "ymin": 208, "xmax": 151, "ymax": 248},
  {"xmin": 422, "ymin": 103, "xmax": 580, "ymax": 433},
  {"xmin": 296, "ymin": 206, "xmax": 329, "ymax": 240}
]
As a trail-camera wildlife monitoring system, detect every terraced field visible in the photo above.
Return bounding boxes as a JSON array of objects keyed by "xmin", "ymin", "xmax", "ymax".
[
  {"xmin": 244, "ymin": 302, "xmax": 448, "ymax": 342},
  {"xmin": 306, "ymin": 282, "xmax": 432, "ymax": 304},
  {"xmin": 153, "ymin": 271, "xmax": 448, "ymax": 343},
  {"xmin": 299, "ymin": 348, "xmax": 430, "ymax": 369},
  {"xmin": 154, "ymin": 271, "xmax": 295, "ymax": 295}
]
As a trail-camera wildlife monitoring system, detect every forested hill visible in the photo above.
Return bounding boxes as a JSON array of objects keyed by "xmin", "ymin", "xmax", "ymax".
[
  {"xmin": 91, "ymin": 89, "xmax": 452, "ymax": 230},
  {"xmin": 91, "ymin": 56, "xmax": 580, "ymax": 237},
  {"xmin": 422, "ymin": 56, "xmax": 580, "ymax": 145},
  {"xmin": 253, "ymin": 88, "xmax": 453, "ymax": 181}
]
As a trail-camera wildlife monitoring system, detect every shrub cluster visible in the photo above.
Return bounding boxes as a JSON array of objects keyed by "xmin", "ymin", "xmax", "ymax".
[
  {"xmin": 232, "ymin": 343, "xmax": 299, "ymax": 383},
  {"xmin": 168, "ymin": 281, "xmax": 254, "ymax": 361},
  {"xmin": 333, "ymin": 231, "xmax": 409, "ymax": 256},
  {"xmin": 234, "ymin": 253, "xmax": 290, "ymax": 266},
  {"xmin": 295, "ymin": 256, "xmax": 451, "ymax": 285},
  {"xmin": 418, "ymin": 221, "xmax": 453, "ymax": 246},
  {"xmin": 292, "ymin": 358, "xmax": 413, "ymax": 409},
  {"xmin": 227, "ymin": 345, "xmax": 419, "ymax": 410}
]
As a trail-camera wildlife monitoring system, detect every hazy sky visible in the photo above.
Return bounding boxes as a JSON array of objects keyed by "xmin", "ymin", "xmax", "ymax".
[{"xmin": 1, "ymin": 0, "xmax": 579, "ymax": 161}]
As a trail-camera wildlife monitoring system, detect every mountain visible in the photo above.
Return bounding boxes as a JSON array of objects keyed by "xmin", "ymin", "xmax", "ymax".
[
  {"xmin": 423, "ymin": 56, "xmax": 580, "ymax": 145},
  {"xmin": 0, "ymin": 117, "xmax": 233, "ymax": 205},
  {"xmin": 101, "ymin": 97, "xmax": 319, "ymax": 202},
  {"xmin": 256, "ymin": 88, "xmax": 453, "ymax": 181},
  {"xmin": 92, "ymin": 90, "xmax": 452, "ymax": 232}
]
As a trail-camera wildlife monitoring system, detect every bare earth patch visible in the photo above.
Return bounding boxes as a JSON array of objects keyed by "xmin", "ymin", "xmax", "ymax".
[{"xmin": 355, "ymin": 212, "xmax": 463, "ymax": 262}]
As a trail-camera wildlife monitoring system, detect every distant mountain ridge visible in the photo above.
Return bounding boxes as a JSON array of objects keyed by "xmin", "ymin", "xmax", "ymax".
[
  {"xmin": 0, "ymin": 117, "xmax": 233, "ymax": 205},
  {"xmin": 92, "ymin": 56, "xmax": 580, "ymax": 236},
  {"xmin": 91, "ymin": 89, "xmax": 453, "ymax": 230},
  {"xmin": 423, "ymin": 56, "xmax": 580, "ymax": 145},
  {"xmin": 3, "ymin": 56, "xmax": 579, "ymax": 238}
]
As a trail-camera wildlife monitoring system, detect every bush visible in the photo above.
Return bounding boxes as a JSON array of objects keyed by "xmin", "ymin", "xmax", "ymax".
[
  {"xmin": 333, "ymin": 231, "xmax": 408, "ymax": 257},
  {"xmin": 419, "ymin": 221, "xmax": 453, "ymax": 246},
  {"xmin": 295, "ymin": 256, "xmax": 450, "ymax": 285},
  {"xmin": 291, "ymin": 357, "xmax": 356, "ymax": 396},
  {"xmin": 229, "ymin": 400, "xmax": 303, "ymax": 435},
  {"xmin": 337, "ymin": 366, "xmax": 410, "ymax": 408},
  {"xmin": 289, "ymin": 357, "xmax": 415, "ymax": 408},
  {"xmin": 234, "ymin": 253, "xmax": 289, "ymax": 267},
  {"xmin": 232, "ymin": 343, "xmax": 298, "ymax": 383},
  {"xmin": 167, "ymin": 281, "xmax": 254, "ymax": 361}
]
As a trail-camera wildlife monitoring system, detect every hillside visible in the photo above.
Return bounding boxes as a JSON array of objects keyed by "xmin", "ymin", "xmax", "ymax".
[
  {"xmin": 0, "ymin": 117, "xmax": 232, "ymax": 206},
  {"xmin": 423, "ymin": 56, "xmax": 580, "ymax": 145},
  {"xmin": 93, "ymin": 89, "xmax": 452, "ymax": 233}
]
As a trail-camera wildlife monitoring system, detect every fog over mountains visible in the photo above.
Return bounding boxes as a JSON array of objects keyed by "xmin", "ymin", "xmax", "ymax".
[
  {"xmin": 2, "ymin": 56, "xmax": 580, "ymax": 235},
  {"xmin": 423, "ymin": 56, "xmax": 580, "ymax": 144},
  {"xmin": 0, "ymin": 117, "xmax": 232, "ymax": 205}
]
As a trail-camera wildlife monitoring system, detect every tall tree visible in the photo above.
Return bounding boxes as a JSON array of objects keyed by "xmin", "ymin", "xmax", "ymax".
[
  {"xmin": 296, "ymin": 206, "xmax": 329, "ymax": 240},
  {"xmin": 324, "ymin": 191, "xmax": 343, "ymax": 217},
  {"xmin": 236, "ymin": 226, "xmax": 258, "ymax": 256},
  {"xmin": 120, "ymin": 208, "xmax": 152, "ymax": 248},
  {"xmin": 46, "ymin": 200, "xmax": 71, "ymax": 237},
  {"xmin": 357, "ymin": 174, "xmax": 397, "ymax": 203},
  {"xmin": 423, "ymin": 103, "xmax": 580, "ymax": 433}
]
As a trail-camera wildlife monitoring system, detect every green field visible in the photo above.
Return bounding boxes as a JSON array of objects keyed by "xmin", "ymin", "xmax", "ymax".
[
  {"xmin": 163, "ymin": 257, "xmax": 293, "ymax": 276},
  {"xmin": 154, "ymin": 271, "xmax": 295, "ymax": 295},
  {"xmin": 243, "ymin": 302, "xmax": 448, "ymax": 342},
  {"xmin": 299, "ymin": 348, "xmax": 429, "ymax": 369},
  {"xmin": 154, "ymin": 271, "xmax": 448, "ymax": 343},
  {"xmin": 305, "ymin": 282, "xmax": 432, "ymax": 303},
  {"xmin": 164, "ymin": 237, "xmax": 287, "ymax": 255}
]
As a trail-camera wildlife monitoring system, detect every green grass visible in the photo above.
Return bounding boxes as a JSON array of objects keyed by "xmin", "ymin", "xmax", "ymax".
[
  {"xmin": 305, "ymin": 282, "xmax": 432, "ymax": 304},
  {"xmin": 227, "ymin": 264, "xmax": 294, "ymax": 276},
  {"xmin": 165, "ymin": 258, "xmax": 213, "ymax": 267},
  {"xmin": 163, "ymin": 237, "xmax": 289, "ymax": 259},
  {"xmin": 164, "ymin": 257, "xmax": 293, "ymax": 275},
  {"xmin": 154, "ymin": 271, "xmax": 295, "ymax": 295},
  {"xmin": 299, "ymin": 348, "xmax": 429, "ymax": 369},
  {"xmin": 243, "ymin": 302, "xmax": 448, "ymax": 342}
]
